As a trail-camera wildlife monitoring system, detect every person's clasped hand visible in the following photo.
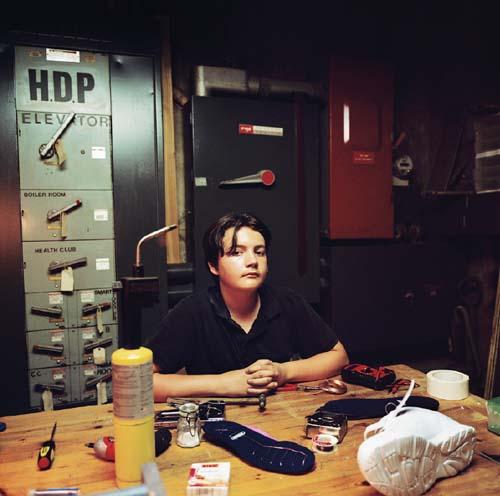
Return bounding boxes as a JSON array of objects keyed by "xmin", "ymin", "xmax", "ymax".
[{"xmin": 245, "ymin": 359, "xmax": 287, "ymax": 392}]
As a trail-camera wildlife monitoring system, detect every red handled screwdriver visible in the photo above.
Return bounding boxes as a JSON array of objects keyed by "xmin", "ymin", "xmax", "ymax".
[{"xmin": 37, "ymin": 421, "xmax": 57, "ymax": 470}]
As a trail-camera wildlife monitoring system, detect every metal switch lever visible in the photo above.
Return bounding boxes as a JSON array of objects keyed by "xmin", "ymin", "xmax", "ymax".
[
  {"xmin": 34, "ymin": 383, "xmax": 65, "ymax": 393},
  {"xmin": 39, "ymin": 111, "xmax": 76, "ymax": 158},
  {"xmin": 32, "ymin": 344, "xmax": 64, "ymax": 355},
  {"xmin": 219, "ymin": 169, "xmax": 276, "ymax": 187},
  {"xmin": 82, "ymin": 301, "xmax": 112, "ymax": 315},
  {"xmin": 85, "ymin": 371, "xmax": 112, "ymax": 389},
  {"xmin": 83, "ymin": 337, "xmax": 113, "ymax": 353},
  {"xmin": 47, "ymin": 199, "xmax": 82, "ymax": 222},
  {"xmin": 48, "ymin": 257, "xmax": 87, "ymax": 273},
  {"xmin": 31, "ymin": 305, "xmax": 63, "ymax": 317}
]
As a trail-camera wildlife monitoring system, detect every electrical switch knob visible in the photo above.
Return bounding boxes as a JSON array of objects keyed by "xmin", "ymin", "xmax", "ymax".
[
  {"xmin": 48, "ymin": 257, "xmax": 87, "ymax": 273},
  {"xmin": 83, "ymin": 338, "xmax": 113, "ymax": 353},
  {"xmin": 82, "ymin": 301, "xmax": 112, "ymax": 315},
  {"xmin": 31, "ymin": 305, "xmax": 63, "ymax": 317},
  {"xmin": 32, "ymin": 344, "xmax": 64, "ymax": 356},
  {"xmin": 260, "ymin": 169, "xmax": 276, "ymax": 186},
  {"xmin": 47, "ymin": 199, "xmax": 82, "ymax": 222},
  {"xmin": 219, "ymin": 169, "xmax": 276, "ymax": 187},
  {"xmin": 85, "ymin": 371, "xmax": 112, "ymax": 390},
  {"xmin": 34, "ymin": 383, "xmax": 65, "ymax": 393},
  {"xmin": 39, "ymin": 112, "xmax": 76, "ymax": 159}
]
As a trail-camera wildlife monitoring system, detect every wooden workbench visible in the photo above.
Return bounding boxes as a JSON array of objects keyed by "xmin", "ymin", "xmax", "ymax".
[{"xmin": 1, "ymin": 365, "xmax": 499, "ymax": 495}]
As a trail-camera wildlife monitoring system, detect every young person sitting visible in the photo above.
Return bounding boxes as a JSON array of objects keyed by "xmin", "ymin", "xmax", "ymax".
[{"xmin": 148, "ymin": 212, "xmax": 349, "ymax": 401}]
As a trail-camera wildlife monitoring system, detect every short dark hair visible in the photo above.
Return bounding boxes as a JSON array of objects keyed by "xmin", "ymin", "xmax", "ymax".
[{"xmin": 203, "ymin": 212, "xmax": 271, "ymax": 269}]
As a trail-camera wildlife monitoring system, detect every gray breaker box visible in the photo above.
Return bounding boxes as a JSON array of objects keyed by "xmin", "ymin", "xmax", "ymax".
[
  {"xmin": 23, "ymin": 240, "xmax": 116, "ymax": 293},
  {"xmin": 17, "ymin": 111, "xmax": 113, "ymax": 190},
  {"xmin": 26, "ymin": 324, "xmax": 118, "ymax": 369},
  {"xmin": 21, "ymin": 190, "xmax": 114, "ymax": 241},
  {"xmin": 28, "ymin": 363, "xmax": 113, "ymax": 409},
  {"xmin": 25, "ymin": 288, "xmax": 118, "ymax": 331}
]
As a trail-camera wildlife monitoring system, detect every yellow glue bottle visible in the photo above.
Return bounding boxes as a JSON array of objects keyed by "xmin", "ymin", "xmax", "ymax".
[{"xmin": 112, "ymin": 345, "xmax": 155, "ymax": 488}]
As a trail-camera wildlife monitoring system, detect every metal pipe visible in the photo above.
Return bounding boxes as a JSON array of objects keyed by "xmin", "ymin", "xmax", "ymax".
[
  {"xmin": 135, "ymin": 225, "xmax": 177, "ymax": 268},
  {"xmin": 194, "ymin": 65, "xmax": 324, "ymax": 100}
]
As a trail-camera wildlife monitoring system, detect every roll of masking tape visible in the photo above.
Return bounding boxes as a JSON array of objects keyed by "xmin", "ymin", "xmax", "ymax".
[{"xmin": 426, "ymin": 369, "xmax": 469, "ymax": 400}]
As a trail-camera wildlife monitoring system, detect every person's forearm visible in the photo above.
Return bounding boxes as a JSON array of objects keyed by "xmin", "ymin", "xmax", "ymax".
[
  {"xmin": 281, "ymin": 343, "xmax": 349, "ymax": 383},
  {"xmin": 153, "ymin": 373, "xmax": 229, "ymax": 402},
  {"xmin": 153, "ymin": 367, "xmax": 266, "ymax": 402}
]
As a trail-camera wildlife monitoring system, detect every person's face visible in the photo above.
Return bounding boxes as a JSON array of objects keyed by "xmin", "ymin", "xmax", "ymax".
[{"xmin": 209, "ymin": 226, "xmax": 268, "ymax": 292}]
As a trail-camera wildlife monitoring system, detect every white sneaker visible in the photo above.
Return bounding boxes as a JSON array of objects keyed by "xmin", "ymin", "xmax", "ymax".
[{"xmin": 357, "ymin": 381, "xmax": 476, "ymax": 496}]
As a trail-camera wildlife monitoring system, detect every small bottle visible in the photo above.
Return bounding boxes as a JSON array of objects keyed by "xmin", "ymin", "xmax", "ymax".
[{"xmin": 176, "ymin": 402, "xmax": 201, "ymax": 448}]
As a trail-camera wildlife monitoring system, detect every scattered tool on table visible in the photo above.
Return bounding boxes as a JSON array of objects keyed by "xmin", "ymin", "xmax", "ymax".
[
  {"xmin": 87, "ymin": 428, "xmax": 172, "ymax": 461},
  {"xmin": 207, "ymin": 396, "xmax": 266, "ymax": 410},
  {"xmin": 477, "ymin": 451, "xmax": 500, "ymax": 465},
  {"xmin": 38, "ymin": 421, "xmax": 57, "ymax": 470},
  {"xmin": 86, "ymin": 436, "xmax": 115, "ymax": 461},
  {"xmin": 28, "ymin": 488, "xmax": 80, "ymax": 496},
  {"xmin": 341, "ymin": 364, "xmax": 397, "ymax": 390},
  {"xmin": 155, "ymin": 400, "xmax": 226, "ymax": 428},
  {"xmin": 169, "ymin": 395, "xmax": 267, "ymax": 412},
  {"xmin": 304, "ymin": 411, "xmax": 348, "ymax": 441},
  {"xmin": 340, "ymin": 364, "xmax": 419, "ymax": 395},
  {"xmin": 279, "ymin": 379, "xmax": 347, "ymax": 395}
]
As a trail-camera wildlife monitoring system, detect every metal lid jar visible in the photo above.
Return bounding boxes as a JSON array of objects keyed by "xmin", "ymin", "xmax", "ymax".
[{"xmin": 176, "ymin": 402, "xmax": 201, "ymax": 448}]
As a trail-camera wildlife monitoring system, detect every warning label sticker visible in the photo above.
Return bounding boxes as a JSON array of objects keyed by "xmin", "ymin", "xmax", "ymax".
[
  {"xmin": 96, "ymin": 258, "xmax": 110, "ymax": 271},
  {"xmin": 94, "ymin": 209, "xmax": 109, "ymax": 222},
  {"xmin": 46, "ymin": 48, "xmax": 80, "ymax": 63},
  {"xmin": 239, "ymin": 124, "xmax": 283, "ymax": 137},
  {"xmin": 353, "ymin": 151, "xmax": 375, "ymax": 165},
  {"xmin": 80, "ymin": 290, "xmax": 95, "ymax": 303},
  {"xmin": 113, "ymin": 361, "xmax": 154, "ymax": 419},
  {"xmin": 48, "ymin": 292, "xmax": 63, "ymax": 305}
]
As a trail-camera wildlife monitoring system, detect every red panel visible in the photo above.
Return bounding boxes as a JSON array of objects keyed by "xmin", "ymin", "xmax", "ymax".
[{"xmin": 328, "ymin": 57, "xmax": 394, "ymax": 239}]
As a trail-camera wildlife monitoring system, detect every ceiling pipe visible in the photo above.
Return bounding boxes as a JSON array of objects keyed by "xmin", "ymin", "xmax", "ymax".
[{"xmin": 194, "ymin": 65, "xmax": 325, "ymax": 101}]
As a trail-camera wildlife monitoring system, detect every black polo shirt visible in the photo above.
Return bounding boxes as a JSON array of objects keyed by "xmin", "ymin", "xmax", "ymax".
[{"xmin": 147, "ymin": 284, "xmax": 339, "ymax": 375}]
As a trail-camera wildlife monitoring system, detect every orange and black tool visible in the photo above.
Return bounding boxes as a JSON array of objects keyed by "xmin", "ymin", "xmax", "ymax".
[
  {"xmin": 341, "ymin": 364, "xmax": 397, "ymax": 390},
  {"xmin": 37, "ymin": 421, "xmax": 57, "ymax": 470}
]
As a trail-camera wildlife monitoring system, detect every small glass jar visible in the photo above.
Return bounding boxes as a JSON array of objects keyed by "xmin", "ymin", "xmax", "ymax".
[{"xmin": 176, "ymin": 402, "xmax": 201, "ymax": 448}]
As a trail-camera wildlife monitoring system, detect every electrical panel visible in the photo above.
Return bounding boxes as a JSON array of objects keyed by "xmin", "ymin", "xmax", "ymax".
[
  {"xmin": 191, "ymin": 96, "xmax": 320, "ymax": 302},
  {"xmin": 15, "ymin": 46, "xmax": 117, "ymax": 409},
  {"xmin": 327, "ymin": 57, "xmax": 394, "ymax": 239}
]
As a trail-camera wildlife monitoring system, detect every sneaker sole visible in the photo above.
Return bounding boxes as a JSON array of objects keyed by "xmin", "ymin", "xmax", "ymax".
[{"xmin": 357, "ymin": 428, "xmax": 476, "ymax": 496}]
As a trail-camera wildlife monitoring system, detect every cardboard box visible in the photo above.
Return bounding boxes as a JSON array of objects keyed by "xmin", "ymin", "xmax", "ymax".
[{"xmin": 187, "ymin": 462, "xmax": 230, "ymax": 496}]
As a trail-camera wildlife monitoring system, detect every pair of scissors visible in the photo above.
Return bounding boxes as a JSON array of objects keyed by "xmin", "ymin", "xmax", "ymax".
[{"xmin": 278, "ymin": 379, "xmax": 347, "ymax": 395}]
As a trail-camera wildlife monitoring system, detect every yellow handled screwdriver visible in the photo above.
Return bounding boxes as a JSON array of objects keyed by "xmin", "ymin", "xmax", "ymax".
[{"xmin": 37, "ymin": 421, "xmax": 57, "ymax": 470}]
